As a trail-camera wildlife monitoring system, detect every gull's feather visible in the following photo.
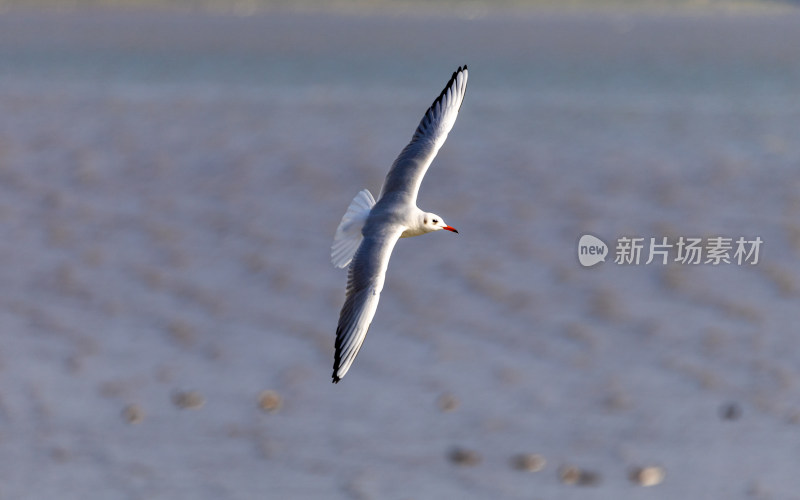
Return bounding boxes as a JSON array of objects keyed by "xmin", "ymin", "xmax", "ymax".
[
  {"xmin": 333, "ymin": 228, "xmax": 403, "ymax": 382},
  {"xmin": 378, "ymin": 65, "xmax": 468, "ymax": 206},
  {"xmin": 331, "ymin": 189, "xmax": 376, "ymax": 269}
]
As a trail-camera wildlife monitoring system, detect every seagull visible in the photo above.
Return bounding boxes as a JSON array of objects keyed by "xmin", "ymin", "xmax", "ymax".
[{"xmin": 330, "ymin": 65, "xmax": 468, "ymax": 383}]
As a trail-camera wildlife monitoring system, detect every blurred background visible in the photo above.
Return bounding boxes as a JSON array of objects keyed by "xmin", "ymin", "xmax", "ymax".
[{"xmin": 1, "ymin": 1, "xmax": 800, "ymax": 498}]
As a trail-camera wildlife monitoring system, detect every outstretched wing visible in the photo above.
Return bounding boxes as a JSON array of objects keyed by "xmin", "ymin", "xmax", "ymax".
[
  {"xmin": 378, "ymin": 65, "xmax": 468, "ymax": 207},
  {"xmin": 332, "ymin": 227, "xmax": 403, "ymax": 383}
]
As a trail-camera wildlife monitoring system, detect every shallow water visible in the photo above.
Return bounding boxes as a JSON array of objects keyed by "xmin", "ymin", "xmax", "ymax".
[{"xmin": 1, "ymin": 9, "xmax": 799, "ymax": 499}]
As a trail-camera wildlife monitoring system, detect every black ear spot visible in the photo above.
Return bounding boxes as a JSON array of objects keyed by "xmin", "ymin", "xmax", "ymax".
[{"xmin": 424, "ymin": 216, "xmax": 428, "ymax": 224}]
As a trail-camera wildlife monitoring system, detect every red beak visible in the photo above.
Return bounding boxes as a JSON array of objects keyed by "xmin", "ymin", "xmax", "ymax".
[{"xmin": 443, "ymin": 226, "xmax": 458, "ymax": 234}]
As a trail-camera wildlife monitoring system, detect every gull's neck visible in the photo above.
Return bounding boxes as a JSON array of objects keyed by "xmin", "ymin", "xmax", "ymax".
[{"xmin": 399, "ymin": 206, "xmax": 428, "ymax": 238}]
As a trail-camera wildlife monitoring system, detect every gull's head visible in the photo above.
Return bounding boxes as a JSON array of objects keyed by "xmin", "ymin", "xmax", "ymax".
[{"xmin": 423, "ymin": 212, "xmax": 458, "ymax": 234}]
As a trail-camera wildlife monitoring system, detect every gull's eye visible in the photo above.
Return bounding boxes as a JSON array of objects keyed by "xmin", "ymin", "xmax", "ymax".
[{"xmin": 433, "ymin": 218, "xmax": 438, "ymax": 224}]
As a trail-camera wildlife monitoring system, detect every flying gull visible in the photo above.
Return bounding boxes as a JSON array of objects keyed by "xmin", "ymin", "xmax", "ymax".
[{"xmin": 330, "ymin": 65, "xmax": 468, "ymax": 383}]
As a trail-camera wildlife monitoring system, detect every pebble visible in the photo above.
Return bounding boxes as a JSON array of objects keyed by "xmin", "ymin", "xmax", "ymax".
[
  {"xmin": 258, "ymin": 390, "xmax": 282, "ymax": 413},
  {"xmin": 122, "ymin": 403, "xmax": 145, "ymax": 424},
  {"xmin": 720, "ymin": 401, "xmax": 742, "ymax": 421},
  {"xmin": 437, "ymin": 393, "xmax": 459, "ymax": 412},
  {"xmin": 559, "ymin": 465, "xmax": 601, "ymax": 486},
  {"xmin": 172, "ymin": 390, "xmax": 205, "ymax": 409},
  {"xmin": 448, "ymin": 447, "xmax": 481, "ymax": 466},
  {"xmin": 629, "ymin": 466, "xmax": 666, "ymax": 487},
  {"xmin": 511, "ymin": 453, "xmax": 546, "ymax": 472}
]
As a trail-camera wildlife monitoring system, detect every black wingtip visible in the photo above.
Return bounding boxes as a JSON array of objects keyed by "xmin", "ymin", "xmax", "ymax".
[
  {"xmin": 428, "ymin": 65, "xmax": 468, "ymax": 111},
  {"xmin": 332, "ymin": 326, "xmax": 343, "ymax": 383}
]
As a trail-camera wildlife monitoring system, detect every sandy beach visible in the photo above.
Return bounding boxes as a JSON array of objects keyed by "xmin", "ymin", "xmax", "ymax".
[{"xmin": 1, "ymin": 7, "xmax": 799, "ymax": 499}]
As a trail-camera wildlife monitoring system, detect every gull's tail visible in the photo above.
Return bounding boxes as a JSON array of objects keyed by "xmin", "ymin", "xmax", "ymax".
[{"xmin": 331, "ymin": 189, "xmax": 375, "ymax": 269}]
